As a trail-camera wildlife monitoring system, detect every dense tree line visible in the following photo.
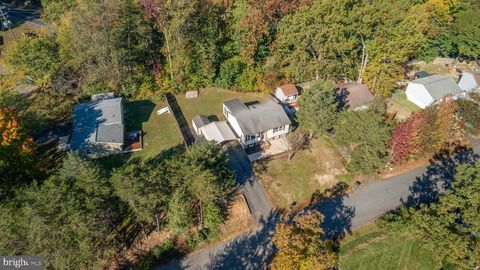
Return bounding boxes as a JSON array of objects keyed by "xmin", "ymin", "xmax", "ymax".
[
  {"xmin": 3, "ymin": 0, "xmax": 479, "ymax": 98},
  {"xmin": 0, "ymin": 142, "xmax": 235, "ymax": 268},
  {"xmin": 0, "ymin": 0, "xmax": 477, "ymax": 137}
]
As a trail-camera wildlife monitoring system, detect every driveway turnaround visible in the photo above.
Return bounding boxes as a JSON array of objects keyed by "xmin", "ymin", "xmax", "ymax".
[{"xmin": 157, "ymin": 139, "xmax": 479, "ymax": 270}]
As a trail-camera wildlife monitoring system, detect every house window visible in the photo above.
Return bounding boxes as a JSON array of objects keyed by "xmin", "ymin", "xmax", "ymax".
[
  {"xmin": 273, "ymin": 126, "xmax": 285, "ymax": 133},
  {"xmin": 245, "ymin": 134, "xmax": 258, "ymax": 141}
]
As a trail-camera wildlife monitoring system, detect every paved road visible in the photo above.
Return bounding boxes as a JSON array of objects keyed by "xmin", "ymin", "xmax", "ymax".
[
  {"xmin": 158, "ymin": 139, "xmax": 479, "ymax": 270},
  {"xmin": 3, "ymin": 4, "xmax": 45, "ymax": 27}
]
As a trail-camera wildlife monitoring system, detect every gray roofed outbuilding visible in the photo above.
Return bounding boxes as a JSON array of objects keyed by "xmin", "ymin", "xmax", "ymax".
[
  {"xmin": 411, "ymin": 75, "xmax": 462, "ymax": 100},
  {"xmin": 225, "ymin": 99, "xmax": 292, "ymax": 135},
  {"xmin": 192, "ymin": 115, "xmax": 210, "ymax": 130}
]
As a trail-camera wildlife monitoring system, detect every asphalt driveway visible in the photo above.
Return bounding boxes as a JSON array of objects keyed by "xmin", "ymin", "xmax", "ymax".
[
  {"xmin": 158, "ymin": 138, "xmax": 479, "ymax": 270},
  {"xmin": 223, "ymin": 141, "xmax": 273, "ymax": 225}
]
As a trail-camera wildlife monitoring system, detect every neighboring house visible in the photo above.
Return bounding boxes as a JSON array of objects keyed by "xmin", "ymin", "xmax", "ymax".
[
  {"xmin": 192, "ymin": 115, "xmax": 210, "ymax": 135},
  {"xmin": 458, "ymin": 71, "xmax": 480, "ymax": 91},
  {"xmin": 71, "ymin": 95, "xmax": 125, "ymax": 157},
  {"xmin": 223, "ymin": 99, "xmax": 291, "ymax": 148},
  {"xmin": 274, "ymin": 84, "xmax": 299, "ymax": 104},
  {"xmin": 405, "ymin": 75, "xmax": 463, "ymax": 109},
  {"xmin": 199, "ymin": 121, "xmax": 236, "ymax": 145},
  {"xmin": 336, "ymin": 82, "xmax": 375, "ymax": 110}
]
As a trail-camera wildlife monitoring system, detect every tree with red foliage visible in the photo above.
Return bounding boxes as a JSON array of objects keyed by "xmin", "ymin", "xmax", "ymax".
[
  {"xmin": 391, "ymin": 98, "xmax": 463, "ymax": 165},
  {"xmin": 391, "ymin": 118, "xmax": 415, "ymax": 165}
]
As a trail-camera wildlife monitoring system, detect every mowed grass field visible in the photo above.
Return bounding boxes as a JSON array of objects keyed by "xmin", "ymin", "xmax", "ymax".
[
  {"xmin": 175, "ymin": 87, "xmax": 267, "ymax": 125},
  {"xmin": 258, "ymin": 138, "xmax": 345, "ymax": 209},
  {"xmin": 125, "ymin": 100, "xmax": 182, "ymax": 160},
  {"xmin": 340, "ymin": 222, "xmax": 440, "ymax": 270}
]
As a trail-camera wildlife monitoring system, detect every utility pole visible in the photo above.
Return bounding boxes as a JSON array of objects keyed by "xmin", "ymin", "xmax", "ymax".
[{"xmin": 0, "ymin": 5, "xmax": 15, "ymax": 41}]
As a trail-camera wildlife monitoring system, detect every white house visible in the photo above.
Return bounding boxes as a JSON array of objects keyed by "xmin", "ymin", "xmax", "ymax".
[
  {"xmin": 274, "ymin": 84, "xmax": 299, "ymax": 104},
  {"xmin": 223, "ymin": 99, "xmax": 292, "ymax": 148},
  {"xmin": 405, "ymin": 75, "xmax": 463, "ymax": 109},
  {"xmin": 458, "ymin": 71, "xmax": 480, "ymax": 91}
]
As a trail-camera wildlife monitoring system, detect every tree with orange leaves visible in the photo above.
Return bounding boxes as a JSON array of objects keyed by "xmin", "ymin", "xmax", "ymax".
[
  {"xmin": 271, "ymin": 210, "xmax": 338, "ymax": 270},
  {"xmin": 0, "ymin": 107, "xmax": 37, "ymax": 201}
]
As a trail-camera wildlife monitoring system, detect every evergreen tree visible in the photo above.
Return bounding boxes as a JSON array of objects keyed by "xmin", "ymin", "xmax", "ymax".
[
  {"xmin": 335, "ymin": 108, "xmax": 391, "ymax": 174},
  {"xmin": 297, "ymin": 80, "xmax": 338, "ymax": 137}
]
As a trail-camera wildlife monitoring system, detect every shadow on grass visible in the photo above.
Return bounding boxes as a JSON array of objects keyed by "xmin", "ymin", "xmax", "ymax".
[
  {"xmin": 96, "ymin": 144, "xmax": 185, "ymax": 172},
  {"xmin": 125, "ymin": 100, "xmax": 156, "ymax": 131}
]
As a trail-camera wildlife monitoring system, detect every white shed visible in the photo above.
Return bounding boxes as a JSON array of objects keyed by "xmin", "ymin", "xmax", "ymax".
[
  {"xmin": 274, "ymin": 84, "xmax": 299, "ymax": 104},
  {"xmin": 405, "ymin": 75, "xmax": 463, "ymax": 109},
  {"xmin": 458, "ymin": 71, "xmax": 480, "ymax": 91},
  {"xmin": 191, "ymin": 115, "xmax": 210, "ymax": 135}
]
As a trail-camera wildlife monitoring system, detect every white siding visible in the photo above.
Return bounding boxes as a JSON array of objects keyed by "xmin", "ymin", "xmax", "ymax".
[
  {"xmin": 274, "ymin": 88, "xmax": 286, "ymax": 102},
  {"xmin": 192, "ymin": 120, "xmax": 201, "ymax": 135},
  {"xmin": 275, "ymin": 88, "xmax": 298, "ymax": 104},
  {"xmin": 223, "ymin": 104, "xmax": 244, "ymax": 138},
  {"xmin": 458, "ymin": 73, "xmax": 478, "ymax": 91},
  {"xmin": 266, "ymin": 124, "xmax": 290, "ymax": 139},
  {"xmin": 405, "ymin": 83, "xmax": 435, "ymax": 109},
  {"xmin": 243, "ymin": 133, "xmax": 262, "ymax": 146}
]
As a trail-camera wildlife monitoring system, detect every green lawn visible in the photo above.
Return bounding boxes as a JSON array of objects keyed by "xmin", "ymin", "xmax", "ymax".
[
  {"xmin": 258, "ymin": 138, "xmax": 345, "ymax": 209},
  {"xmin": 98, "ymin": 88, "xmax": 264, "ymax": 168},
  {"xmin": 340, "ymin": 222, "xmax": 440, "ymax": 270},
  {"xmin": 391, "ymin": 91, "xmax": 421, "ymax": 112},
  {"xmin": 175, "ymin": 87, "xmax": 266, "ymax": 126},
  {"xmin": 97, "ymin": 100, "xmax": 182, "ymax": 170},
  {"xmin": 125, "ymin": 100, "xmax": 182, "ymax": 160}
]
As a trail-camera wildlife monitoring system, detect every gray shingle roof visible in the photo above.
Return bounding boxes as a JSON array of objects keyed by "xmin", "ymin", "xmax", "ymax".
[
  {"xmin": 72, "ymin": 97, "xmax": 124, "ymax": 150},
  {"xmin": 96, "ymin": 123, "xmax": 125, "ymax": 143},
  {"xmin": 224, "ymin": 99, "xmax": 248, "ymax": 114},
  {"xmin": 192, "ymin": 115, "xmax": 210, "ymax": 129},
  {"xmin": 411, "ymin": 75, "xmax": 462, "ymax": 100},
  {"xmin": 225, "ymin": 99, "xmax": 291, "ymax": 135},
  {"xmin": 336, "ymin": 82, "xmax": 375, "ymax": 109}
]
